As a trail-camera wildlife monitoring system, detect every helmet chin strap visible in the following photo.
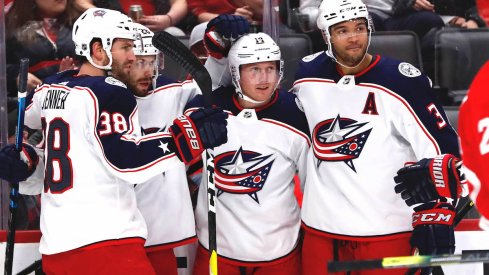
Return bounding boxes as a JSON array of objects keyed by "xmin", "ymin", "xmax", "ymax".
[
  {"xmin": 234, "ymin": 77, "xmax": 282, "ymax": 105},
  {"xmin": 330, "ymin": 50, "xmax": 368, "ymax": 70},
  {"xmin": 236, "ymin": 89, "xmax": 268, "ymax": 104},
  {"xmin": 325, "ymin": 30, "xmax": 372, "ymax": 71}
]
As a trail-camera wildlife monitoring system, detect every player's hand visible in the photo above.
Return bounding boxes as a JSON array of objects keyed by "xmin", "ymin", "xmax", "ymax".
[
  {"xmin": 0, "ymin": 143, "xmax": 39, "ymax": 183},
  {"xmin": 394, "ymin": 154, "xmax": 463, "ymax": 206},
  {"xmin": 204, "ymin": 14, "xmax": 250, "ymax": 59},
  {"xmin": 19, "ymin": 73, "xmax": 42, "ymax": 92},
  {"xmin": 410, "ymin": 202, "xmax": 456, "ymax": 274},
  {"xmin": 170, "ymin": 107, "xmax": 228, "ymax": 164}
]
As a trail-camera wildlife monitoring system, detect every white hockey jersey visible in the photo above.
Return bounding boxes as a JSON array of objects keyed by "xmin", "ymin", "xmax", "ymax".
[
  {"xmin": 185, "ymin": 87, "xmax": 310, "ymax": 263},
  {"xmin": 292, "ymin": 53, "xmax": 460, "ymax": 240},
  {"xmin": 24, "ymin": 70, "xmax": 182, "ymax": 254},
  {"xmin": 135, "ymin": 76, "xmax": 200, "ymax": 249}
]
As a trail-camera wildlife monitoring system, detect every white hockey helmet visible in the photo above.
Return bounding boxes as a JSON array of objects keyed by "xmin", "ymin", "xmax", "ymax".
[
  {"xmin": 72, "ymin": 8, "xmax": 137, "ymax": 70},
  {"xmin": 317, "ymin": 0, "xmax": 372, "ymax": 63},
  {"xmin": 228, "ymin": 32, "xmax": 284, "ymax": 104}
]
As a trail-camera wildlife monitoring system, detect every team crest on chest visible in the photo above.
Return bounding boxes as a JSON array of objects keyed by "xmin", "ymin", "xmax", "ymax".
[
  {"xmin": 214, "ymin": 147, "xmax": 275, "ymax": 203},
  {"xmin": 313, "ymin": 115, "xmax": 372, "ymax": 172}
]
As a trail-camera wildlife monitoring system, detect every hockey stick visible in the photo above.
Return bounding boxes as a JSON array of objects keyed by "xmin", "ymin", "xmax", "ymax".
[
  {"xmin": 328, "ymin": 250, "xmax": 489, "ymax": 272},
  {"xmin": 4, "ymin": 58, "xmax": 29, "ymax": 275},
  {"xmin": 152, "ymin": 31, "xmax": 218, "ymax": 275},
  {"xmin": 16, "ymin": 259, "xmax": 42, "ymax": 275},
  {"xmin": 406, "ymin": 197, "xmax": 475, "ymax": 275},
  {"xmin": 329, "ymin": 198, "xmax": 476, "ymax": 273}
]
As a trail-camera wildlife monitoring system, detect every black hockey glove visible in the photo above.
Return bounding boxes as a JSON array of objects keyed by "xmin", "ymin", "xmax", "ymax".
[
  {"xmin": 411, "ymin": 202, "xmax": 456, "ymax": 275},
  {"xmin": 204, "ymin": 14, "xmax": 250, "ymax": 59},
  {"xmin": 0, "ymin": 143, "xmax": 39, "ymax": 183},
  {"xmin": 170, "ymin": 107, "xmax": 228, "ymax": 164},
  {"xmin": 394, "ymin": 154, "xmax": 463, "ymax": 206}
]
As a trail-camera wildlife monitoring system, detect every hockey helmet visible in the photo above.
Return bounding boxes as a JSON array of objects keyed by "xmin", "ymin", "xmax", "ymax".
[
  {"xmin": 72, "ymin": 8, "xmax": 137, "ymax": 70},
  {"xmin": 228, "ymin": 32, "xmax": 284, "ymax": 104},
  {"xmin": 317, "ymin": 0, "xmax": 372, "ymax": 63}
]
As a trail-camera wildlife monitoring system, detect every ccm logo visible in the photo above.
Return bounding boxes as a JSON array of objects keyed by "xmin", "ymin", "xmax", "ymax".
[
  {"xmin": 177, "ymin": 116, "xmax": 201, "ymax": 150},
  {"xmin": 413, "ymin": 212, "xmax": 453, "ymax": 223},
  {"xmin": 431, "ymin": 155, "xmax": 445, "ymax": 188}
]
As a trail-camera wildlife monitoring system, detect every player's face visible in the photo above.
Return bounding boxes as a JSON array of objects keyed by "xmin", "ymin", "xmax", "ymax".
[
  {"xmin": 128, "ymin": 55, "xmax": 157, "ymax": 97},
  {"xmin": 239, "ymin": 61, "xmax": 279, "ymax": 104},
  {"xmin": 110, "ymin": 38, "xmax": 136, "ymax": 85},
  {"xmin": 329, "ymin": 19, "xmax": 369, "ymax": 66}
]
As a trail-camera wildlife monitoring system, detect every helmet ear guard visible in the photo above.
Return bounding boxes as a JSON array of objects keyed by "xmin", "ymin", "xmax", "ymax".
[
  {"xmin": 227, "ymin": 32, "xmax": 283, "ymax": 104},
  {"xmin": 72, "ymin": 8, "xmax": 137, "ymax": 70}
]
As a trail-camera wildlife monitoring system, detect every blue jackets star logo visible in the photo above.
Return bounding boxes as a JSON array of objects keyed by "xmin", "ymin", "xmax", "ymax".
[
  {"xmin": 214, "ymin": 147, "xmax": 275, "ymax": 203},
  {"xmin": 313, "ymin": 115, "xmax": 372, "ymax": 172}
]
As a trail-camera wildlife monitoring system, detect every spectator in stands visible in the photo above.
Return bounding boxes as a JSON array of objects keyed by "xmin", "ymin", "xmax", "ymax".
[
  {"xmin": 5, "ymin": 0, "xmax": 81, "ymax": 108},
  {"xmin": 188, "ymin": 0, "xmax": 263, "ymax": 24},
  {"xmin": 74, "ymin": 0, "xmax": 190, "ymax": 35},
  {"xmin": 433, "ymin": 0, "xmax": 485, "ymax": 28}
]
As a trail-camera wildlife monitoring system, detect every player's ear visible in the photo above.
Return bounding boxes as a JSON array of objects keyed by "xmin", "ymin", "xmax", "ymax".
[{"xmin": 91, "ymin": 40, "xmax": 106, "ymax": 63}]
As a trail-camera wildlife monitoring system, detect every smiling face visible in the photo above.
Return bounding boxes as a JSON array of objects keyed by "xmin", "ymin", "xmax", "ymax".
[
  {"xmin": 329, "ymin": 19, "xmax": 370, "ymax": 67},
  {"xmin": 237, "ymin": 61, "xmax": 279, "ymax": 108},
  {"xmin": 127, "ymin": 55, "xmax": 157, "ymax": 97}
]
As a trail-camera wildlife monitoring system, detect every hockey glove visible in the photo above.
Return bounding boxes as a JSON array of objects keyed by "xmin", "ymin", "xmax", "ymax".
[
  {"xmin": 170, "ymin": 107, "xmax": 228, "ymax": 164},
  {"xmin": 394, "ymin": 154, "xmax": 463, "ymax": 206},
  {"xmin": 0, "ymin": 143, "xmax": 39, "ymax": 183},
  {"xmin": 204, "ymin": 14, "xmax": 250, "ymax": 59},
  {"xmin": 411, "ymin": 202, "xmax": 456, "ymax": 274}
]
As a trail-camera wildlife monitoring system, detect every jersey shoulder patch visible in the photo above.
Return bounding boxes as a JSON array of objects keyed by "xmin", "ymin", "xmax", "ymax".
[
  {"xmin": 398, "ymin": 62, "xmax": 421, "ymax": 78},
  {"xmin": 302, "ymin": 52, "xmax": 323, "ymax": 62},
  {"xmin": 105, "ymin": 77, "xmax": 127, "ymax": 88}
]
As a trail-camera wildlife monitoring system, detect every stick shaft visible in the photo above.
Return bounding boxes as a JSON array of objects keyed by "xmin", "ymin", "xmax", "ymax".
[{"xmin": 5, "ymin": 58, "xmax": 29, "ymax": 275}]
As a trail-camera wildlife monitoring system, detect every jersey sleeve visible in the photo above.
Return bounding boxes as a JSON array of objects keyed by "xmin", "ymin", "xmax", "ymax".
[
  {"xmin": 387, "ymin": 73, "xmax": 460, "ymax": 159},
  {"xmin": 89, "ymin": 84, "xmax": 181, "ymax": 184},
  {"xmin": 204, "ymin": 56, "xmax": 232, "ymax": 90},
  {"xmin": 459, "ymin": 62, "xmax": 489, "ymax": 225}
]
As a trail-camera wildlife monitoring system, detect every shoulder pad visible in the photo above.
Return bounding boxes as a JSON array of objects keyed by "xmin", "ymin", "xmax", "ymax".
[{"xmin": 105, "ymin": 77, "xmax": 127, "ymax": 88}]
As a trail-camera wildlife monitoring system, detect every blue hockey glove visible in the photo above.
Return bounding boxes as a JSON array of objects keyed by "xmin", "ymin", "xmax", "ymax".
[
  {"xmin": 0, "ymin": 143, "xmax": 39, "ymax": 183},
  {"xmin": 394, "ymin": 154, "xmax": 463, "ymax": 206},
  {"xmin": 410, "ymin": 202, "xmax": 456, "ymax": 274},
  {"xmin": 204, "ymin": 14, "xmax": 250, "ymax": 59},
  {"xmin": 170, "ymin": 107, "xmax": 228, "ymax": 164}
]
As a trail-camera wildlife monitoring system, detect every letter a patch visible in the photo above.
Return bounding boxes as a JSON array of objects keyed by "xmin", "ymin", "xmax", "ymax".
[{"xmin": 362, "ymin": 92, "xmax": 379, "ymax": 115}]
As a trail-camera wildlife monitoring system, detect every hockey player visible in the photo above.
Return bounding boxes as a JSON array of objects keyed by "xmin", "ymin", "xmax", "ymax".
[
  {"xmin": 127, "ymin": 23, "xmax": 200, "ymax": 275},
  {"xmin": 0, "ymin": 8, "xmax": 227, "ymax": 274},
  {"xmin": 291, "ymin": 0, "xmax": 460, "ymax": 274},
  {"xmin": 186, "ymin": 31, "xmax": 310, "ymax": 274}
]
